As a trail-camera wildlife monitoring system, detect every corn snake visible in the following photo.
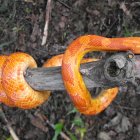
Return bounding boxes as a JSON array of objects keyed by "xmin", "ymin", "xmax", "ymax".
[{"xmin": 0, "ymin": 35, "xmax": 140, "ymax": 115}]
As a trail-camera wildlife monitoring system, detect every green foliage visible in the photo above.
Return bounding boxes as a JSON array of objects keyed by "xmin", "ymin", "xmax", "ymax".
[
  {"xmin": 124, "ymin": 26, "xmax": 132, "ymax": 37},
  {"xmin": 66, "ymin": 130, "xmax": 78, "ymax": 140},
  {"xmin": 76, "ymin": 127, "xmax": 86, "ymax": 140},
  {"xmin": 72, "ymin": 117, "xmax": 87, "ymax": 140},
  {"xmin": 72, "ymin": 117, "xmax": 84, "ymax": 128},
  {"xmin": 52, "ymin": 122, "xmax": 64, "ymax": 140},
  {"xmin": 66, "ymin": 107, "xmax": 78, "ymax": 116},
  {"xmin": 6, "ymin": 136, "xmax": 13, "ymax": 140}
]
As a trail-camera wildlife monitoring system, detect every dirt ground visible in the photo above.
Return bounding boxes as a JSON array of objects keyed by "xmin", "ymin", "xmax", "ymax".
[{"xmin": 0, "ymin": 0, "xmax": 140, "ymax": 140}]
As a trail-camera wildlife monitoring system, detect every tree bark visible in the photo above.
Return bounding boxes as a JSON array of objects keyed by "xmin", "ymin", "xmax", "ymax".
[{"xmin": 25, "ymin": 52, "xmax": 140, "ymax": 91}]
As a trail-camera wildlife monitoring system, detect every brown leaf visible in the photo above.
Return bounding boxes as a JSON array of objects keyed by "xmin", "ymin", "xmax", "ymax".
[{"xmin": 29, "ymin": 114, "xmax": 48, "ymax": 133}]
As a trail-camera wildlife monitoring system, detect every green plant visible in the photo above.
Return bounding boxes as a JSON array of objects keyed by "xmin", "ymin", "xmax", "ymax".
[
  {"xmin": 66, "ymin": 130, "xmax": 78, "ymax": 140},
  {"xmin": 52, "ymin": 122, "xmax": 64, "ymax": 140},
  {"xmin": 124, "ymin": 26, "xmax": 132, "ymax": 37},
  {"xmin": 6, "ymin": 136, "xmax": 13, "ymax": 140},
  {"xmin": 76, "ymin": 127, "xmax": 86, "ymax": 140},
  {"xmin": 72, "ymin": 117, "xmax": 87, "ymax": 140},
  {"xmin": 72, "ymin": 117, "xmax": 84, "ymax": 128},
  {"xmin": 66, "ymin": 107, "xmax": 78, "ymax": 116}
]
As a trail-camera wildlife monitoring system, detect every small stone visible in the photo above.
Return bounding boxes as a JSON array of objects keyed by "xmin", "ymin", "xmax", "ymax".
[
  {"xmin": 109, "ymin": 113, "xmax": 122, "ymax": 126},
  {"xmin": 97, "ymin": 131, "xmax": 111, "ymax": 140},
  {"xmin": 121, "ymin": 116, "xmax": 132, "ymax": 132}
]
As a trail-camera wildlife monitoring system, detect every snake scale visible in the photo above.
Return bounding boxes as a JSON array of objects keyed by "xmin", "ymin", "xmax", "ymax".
[{"xmin": 0, "ymin": 35, "xmax": 140, "ymax": 115}]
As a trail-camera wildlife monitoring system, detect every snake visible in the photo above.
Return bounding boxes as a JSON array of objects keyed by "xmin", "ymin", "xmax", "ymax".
[
  {"xmin": 62, "ymin": 35, "xmax": 140, "ymax": 115},
  {"xmin": 0, "ymin": 35, "xmax": 140, "ymax": 115},
  {"xmin": 0, "ymin": 52, "xmax": 95, "ymax": 109}
]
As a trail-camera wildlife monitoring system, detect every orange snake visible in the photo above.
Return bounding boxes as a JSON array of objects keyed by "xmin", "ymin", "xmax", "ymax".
[{"xmin": 0, "ymin": 35, "xmax": 140, "ymax": 115}]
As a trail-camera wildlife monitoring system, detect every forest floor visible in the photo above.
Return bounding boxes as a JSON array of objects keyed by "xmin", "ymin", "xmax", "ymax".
[{"xmin": 0, "ymin": 0, "xmax": 140, "ymax": 140}]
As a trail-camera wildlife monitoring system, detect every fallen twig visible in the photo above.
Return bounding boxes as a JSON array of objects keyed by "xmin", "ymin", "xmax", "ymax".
[
  {"xmin": 41, "ymin": 0, "xmax": 52, "ymax": 46},
  {"xmin": 57, "ymin": 0, "xmax": 71, "ymax": 9},
  {"xmin": 35, "ymin": 112, "xmax": 71, "ymax": 140},
  {"xmin": 0, "ymin": 107, "xmax": 20, "ymax": 140}
]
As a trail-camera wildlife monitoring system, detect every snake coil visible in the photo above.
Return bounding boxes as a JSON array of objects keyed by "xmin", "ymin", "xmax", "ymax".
[{"xmin": 0, "ymin": 35, "xmax": 140, "ymax": 115}]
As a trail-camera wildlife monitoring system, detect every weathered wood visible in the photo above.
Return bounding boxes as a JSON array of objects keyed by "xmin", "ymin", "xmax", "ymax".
[{"xmin": 25, "ymin": 52, "xmax": 140, "ymax": 91}]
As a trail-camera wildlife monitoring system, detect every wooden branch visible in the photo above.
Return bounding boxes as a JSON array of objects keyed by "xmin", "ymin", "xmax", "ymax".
[
  {"xmin": 0, "ymin": 107, "xmax": 19, "ymax": 140},
  {"xmin": 25, "ymin": 52, "xmax": 139, "ymax": 91},
  {"xmin": 41, "ymin": 0, "xmax": 52, "ymax": 45}
]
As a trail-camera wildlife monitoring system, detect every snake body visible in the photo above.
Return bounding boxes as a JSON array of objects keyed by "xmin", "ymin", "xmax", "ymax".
[
  {"xmin": 62, "ymin": 35, "xmax": 140, "ymax": 115},
  {"xmin": 1, "ymin": 53, "xmax": 50, "ymax": 109},
  {"xmin": 0, "ymin": 56, "xmax": 15, "ymax": 107},
  {"xmin": 0, "ymin": 35, "xmax": 140, "ymax": 115},
  {"xmin": 0, "ymin": 52, "xmax": 95, "ymax": 109}
]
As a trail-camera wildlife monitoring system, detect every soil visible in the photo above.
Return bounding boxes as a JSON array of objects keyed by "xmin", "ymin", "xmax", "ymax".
[{"xmin": 0, "ymin": 0, "xmax": 140, "ymax": 140}]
